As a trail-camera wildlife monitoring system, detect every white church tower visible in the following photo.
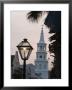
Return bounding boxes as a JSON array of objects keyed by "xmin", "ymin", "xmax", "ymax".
[{"xmin": 35, "ymin": 26, "xmax": 48, "ymax": 79}]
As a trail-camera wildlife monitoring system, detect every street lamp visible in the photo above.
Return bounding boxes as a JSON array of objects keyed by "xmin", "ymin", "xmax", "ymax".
[{"xmin": 17, "ymin": 38, "xmax": 33, "ymax": 79}]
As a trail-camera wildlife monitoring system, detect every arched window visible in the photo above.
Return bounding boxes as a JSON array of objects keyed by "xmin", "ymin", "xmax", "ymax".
[
  {"xmin": 39, "ymin": 55, "xmax": 42, "ymax": 59},
  {"xmin": 40, "ymin": 46, "xmax": 42, "ymax": 50}
]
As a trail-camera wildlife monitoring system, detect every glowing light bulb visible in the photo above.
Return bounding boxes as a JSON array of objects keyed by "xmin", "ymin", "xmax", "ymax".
[{"xmin": 23, "ymin": 47, "xmax": 26, "ymax": 51}]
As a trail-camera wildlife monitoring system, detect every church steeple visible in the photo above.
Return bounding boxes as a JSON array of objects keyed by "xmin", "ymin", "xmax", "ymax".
[
  {"xmin": 39, "ymin": 25, "xmax": 45, "ymax": 43},
  {"xmin": 35, "ymin": 25, "xmax": 48, "ymax": 79}
]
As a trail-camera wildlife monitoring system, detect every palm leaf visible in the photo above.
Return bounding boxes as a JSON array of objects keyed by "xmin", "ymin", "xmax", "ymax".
[{"xmin": 27, "ymin": 11, "xmax": 43, "ymax": 22}]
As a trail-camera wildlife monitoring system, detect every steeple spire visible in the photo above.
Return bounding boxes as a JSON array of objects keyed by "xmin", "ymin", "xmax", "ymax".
[
  {"xmin": 39, "ymin": 25, "xmax": 45, "ymax": 43},
  {"xmin": 35, "ymin": 25, "xmax": 48, "ymax": 79}
]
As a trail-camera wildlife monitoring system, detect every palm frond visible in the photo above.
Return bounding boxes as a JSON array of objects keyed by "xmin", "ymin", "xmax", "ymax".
[{"xmin": 27, "ymin": 11, "xmax": 43, "ymax": 22}]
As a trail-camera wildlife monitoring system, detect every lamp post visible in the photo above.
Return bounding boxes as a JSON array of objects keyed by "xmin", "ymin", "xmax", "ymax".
[{"xmin": 17, "ymin": 39, "xmax": 33, "ymax": 79}]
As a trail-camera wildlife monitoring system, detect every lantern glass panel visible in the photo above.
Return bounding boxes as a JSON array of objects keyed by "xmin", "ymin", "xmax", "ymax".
[
  {"xmin": 19, "ymin": 41, "xmax": 30, "ymax": 47},
  {"xmin": 19, "ymin": 47, "xmax": 32, "ymax": 60}
]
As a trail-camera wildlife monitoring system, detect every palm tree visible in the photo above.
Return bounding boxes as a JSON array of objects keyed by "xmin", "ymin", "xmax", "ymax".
[{"xmin": 27, "ymin": 11, "xmax": 61, "ymax": 79}]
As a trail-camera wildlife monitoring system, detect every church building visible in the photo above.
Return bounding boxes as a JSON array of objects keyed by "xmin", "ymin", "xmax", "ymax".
[{"xmin": 35, "ymin": 27, "xmax": 48, "ymax": 79}]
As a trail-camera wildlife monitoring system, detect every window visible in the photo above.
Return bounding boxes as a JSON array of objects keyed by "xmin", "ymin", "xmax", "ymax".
[
  {"xmin": 40, "ymin": 55, "xmax": 42, "ymax": 58},
  {"xmin": 40, "ymin": 46, "xmax": 42, "ymax": 50}
]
